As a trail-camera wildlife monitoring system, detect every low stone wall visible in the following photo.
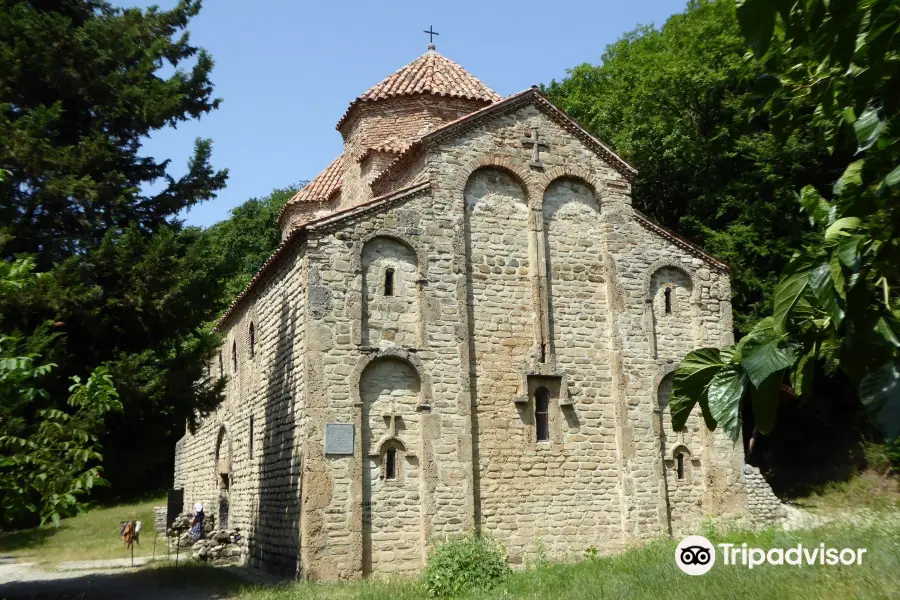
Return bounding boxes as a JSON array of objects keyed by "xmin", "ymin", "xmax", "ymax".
[
  {"xmin": 743, "ymin": 464, "xmax": 786, "ymax": 524},
  {"xmin": 191, "ymin": 529, "xmax": 244, "ymax": 564}
]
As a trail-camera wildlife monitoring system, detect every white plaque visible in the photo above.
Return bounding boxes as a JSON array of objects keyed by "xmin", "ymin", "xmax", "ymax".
[{"xmin": 325, "ymin": 424, "xmax": 354, "ymax": 455}]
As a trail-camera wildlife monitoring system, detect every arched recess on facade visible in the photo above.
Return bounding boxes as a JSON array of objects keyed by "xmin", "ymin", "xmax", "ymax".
[
  {"xmin": 534, "ymin": 166, "xmax": 602, "ymax": 212},
  {"xmin": 539, "ymin": 174, "xmax": 604, "ymax": 360},
  {"xmin": 463, "ymin": 162, "xmax": 541, "ymax": 369},
  {"xmin": 644, "ymin": 261, "xmax": 699, "ymax": 360},
  {"xmin": 351, "ymin": 231, "xmax": 425, "ymax": 348},
  {"xmin": 453, "ymin": 154, "xmax": 539, "ymax": 207},
  {"xmin": 214, "ymin": 424, "xmax": 233, "ymax": 528},
  {"xmin": 352, "ymin": 348, "xmax": 433, "ymax": 408},
  {"xmin": 355, "ymin": 350, "xmax": 429, "ymax": 575}
]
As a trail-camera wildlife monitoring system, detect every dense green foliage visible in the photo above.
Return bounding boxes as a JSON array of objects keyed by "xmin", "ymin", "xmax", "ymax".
[
  {"xmin": 0, "ymin": 254, "xmax": 120, "ymax": 528},
  {"xmin": 544, "ymin": 0, "xmax": 848, "ymax": 333},
  {"xmin": 202, "ymin": 185, "xmax": 302, "ymax": 302},
  {"xmin": 0, "ymin": 0, "xmax": 228, "ymax": 507},
  {"xmin": 423, "ymin": 534, "xmax": 511, "ymax": 598},
  {"xmin": 671, "ymin": 0, "xmax": 900, "ymax": 444}
]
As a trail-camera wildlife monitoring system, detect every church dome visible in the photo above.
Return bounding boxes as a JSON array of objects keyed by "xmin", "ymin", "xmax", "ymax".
[
  {"xmin": 279, "ymin": 47, "xmax": 501, "ymax": 237},
  {"xmin": 336, "ymin": 45, "xmax": 500, "ymax": 133}
]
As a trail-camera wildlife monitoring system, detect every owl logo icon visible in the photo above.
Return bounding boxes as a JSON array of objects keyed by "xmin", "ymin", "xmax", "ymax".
[{"xmin": 675, "ymin": 535, "xmax": 716, "ymax": 575}]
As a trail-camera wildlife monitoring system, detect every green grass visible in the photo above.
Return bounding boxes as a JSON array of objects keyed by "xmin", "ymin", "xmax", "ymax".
[
  {"xmin": 793, "ymin": 470, "xmax": 900, "ymax": 513},
  {"xmin": 233, "ymin": 514, "xmax": 900, "ymax": 600},
  {"xmin": 0, "ymin": 496, "xmax": 165, "ymax": 565}
]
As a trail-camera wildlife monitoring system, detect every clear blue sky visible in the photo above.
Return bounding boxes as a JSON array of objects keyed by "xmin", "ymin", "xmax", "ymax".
[{"xmin": 123, "ymin": 0, "xmax": 687, "ymax": 228}]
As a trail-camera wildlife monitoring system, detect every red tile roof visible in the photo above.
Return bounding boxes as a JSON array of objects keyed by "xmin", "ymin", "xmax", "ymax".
[
  {"xmin": 278, "ymin": 154, "xmax": 345, "ymax": 223},
  {"xmin": 337, "ymin": 48, "xmax": 500, "ymax": 130}
]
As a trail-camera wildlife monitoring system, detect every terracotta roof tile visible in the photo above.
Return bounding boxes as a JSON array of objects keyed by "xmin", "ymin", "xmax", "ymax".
[
  {"xmin": 355, "ymin": 142, "xmax": 410, "ymax": 163},
  {"xmin": 337, "ymin": 48, "xmax": 500, "ymax": 130},
  {"xmin": 278, "ymin": 154, "xmax": 345, "ymax": 222}
]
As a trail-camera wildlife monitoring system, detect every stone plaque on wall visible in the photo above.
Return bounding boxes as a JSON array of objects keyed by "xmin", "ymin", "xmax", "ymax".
[{"xmin": 325, "ymin": 424, "xmax": 355, "ymax": 455}]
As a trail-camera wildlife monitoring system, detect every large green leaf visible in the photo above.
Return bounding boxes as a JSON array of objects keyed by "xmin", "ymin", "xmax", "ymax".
[
  {"xmin": 836, "ymin": 234, "xmax": 864, "ymax": 271},
  {"xmin": 853, "ymin": 103, "xmax": 885, "ymax": 153},
  {"xmin": 799, "ymin": 185, "xmax": 832, "ymax": 227},
  {"xmin": 808, "ymin": 263, "xmax": 844, "ymax": 325},
  {"xmin": 885, "ymin": 164, "xmax": 900, "ymax": 189},
  {"xmin": 790, "ymin": 351, "xmax": 815, "ymax": 399},
  {"xmin": 773, "ymin": 270, "xmax": 809, "ymax": 333},
  {"xmin": 736, "ymin": 0, "xmax": 778, "ymax": 57},
  {"xmin": 824, "ymin": 217, "xmax": 861, "ymax": 243},
  {"xmin": 859, "ymin": 362, "xmax": 900, "ymax": 440},
  {"xmin": 740, "ymin": 335, "xmax": 796, "ymax": 388},
  {"xmin": 671, "ymin": 348, "xmax": 726, "ymax": 431},
  {"xmin": 707, "ymin": 365, "xmax": 748, "ymax": 442},
  {"xmin": 752, "ymin": 370, "xmax": 783, "ymax": 435},
  {"xmin": 833, "ymin": 160, "xmax": 864, "ymax": 196},
  {"xmin": 830, "ymin": 254, "xmax": 847, "ymax": 299}
]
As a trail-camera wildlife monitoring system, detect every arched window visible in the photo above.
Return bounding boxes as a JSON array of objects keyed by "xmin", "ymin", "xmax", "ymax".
[
  {"xmin": 232, "ymin": 340, "xmax": 238, "ymax": 373},
  {"xmin": 535, "ymin": 388, "xmax": 550, "ymax": 442},
  {"xmin": 384, "ymin": 268, "xmax": 395, "ymax": 297},
  {"xmin": 664, "ymin": 287, "xmax": 672, "ymax": 315},
  {"xmin": 385, "ymin": 447, "xmax": 397, "ymax": 480},
  {"xmin": 676, "ymin": 452, "xmax": 685, "ymax": 480},
  {"xmin": 249, "ymin": 322, "xmax": 255, "ymax": 358}
]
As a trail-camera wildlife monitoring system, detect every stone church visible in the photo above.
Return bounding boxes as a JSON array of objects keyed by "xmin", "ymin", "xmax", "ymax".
[{"xmin": 174, "ymin": 43, "xmax": 781, "ymax": 579}]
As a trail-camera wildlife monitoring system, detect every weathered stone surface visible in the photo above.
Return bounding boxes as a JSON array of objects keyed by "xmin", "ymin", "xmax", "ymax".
[{"xmin": 173, "ymin": 48, "xmax": 782, "ymax": 582}]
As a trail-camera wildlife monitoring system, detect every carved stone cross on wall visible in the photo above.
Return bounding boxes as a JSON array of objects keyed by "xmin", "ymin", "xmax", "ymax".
[
  {"xmin": 521, "ymin": 127, "xmax": 548, "ymax": 168},
  {"xmin": 383, "ymin": 412, "xmax": 401, "ymax": 436}
]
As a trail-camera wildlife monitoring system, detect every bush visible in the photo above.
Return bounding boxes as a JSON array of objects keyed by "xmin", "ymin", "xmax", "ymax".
[{"xmin": 423, "ymin": 534, "xmax": 510, "ymax": 598}]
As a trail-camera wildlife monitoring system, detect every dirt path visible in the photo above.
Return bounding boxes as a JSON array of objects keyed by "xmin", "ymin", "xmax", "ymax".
[{"xmin": 0, "ymin": 559, "xmax": 244, "ymax": 600}]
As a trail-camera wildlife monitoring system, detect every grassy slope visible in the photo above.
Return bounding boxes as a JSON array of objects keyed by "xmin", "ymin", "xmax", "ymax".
[
  {"xmin": 236, "ymin": 515, "xmax": 900, "ymax": 600},
  {"xmin": 0, "ymin": 497, "xmax": 165, "ymax": 565}
]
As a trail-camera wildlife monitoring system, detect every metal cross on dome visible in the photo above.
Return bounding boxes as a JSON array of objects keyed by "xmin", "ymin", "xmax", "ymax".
[{"xmin": 424, "ymin": 25, "xmax": 440, "ymax": 46}]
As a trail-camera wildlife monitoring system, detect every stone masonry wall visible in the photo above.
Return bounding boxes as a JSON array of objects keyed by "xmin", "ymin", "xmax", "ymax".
[
  {"xmin": 298, "ymin": 184, "xmax": 470, "ymax": 580},
  {"xmin": 174, "ymin": 241, "xmax": 308, "ymax": 577},
  {"xmin": 340, "ymin": 96, "xmax": 489, "ymax": 207},
  {"xmin": 426, "ymin": 103, "xmax": 748, "ymax": 562},
  {"xmin": 743, "ymin": 464, "xmax": 786, "ymax": 524},
  {"xmin": 176, "ymin": 96, "xmax": 784, "ymax": 581},
  {"xmin": 361, "ymin": 236, "xmax": 420, "ymax": 348}
]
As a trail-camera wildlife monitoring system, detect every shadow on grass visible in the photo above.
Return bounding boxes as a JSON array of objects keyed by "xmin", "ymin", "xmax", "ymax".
[
  {"xmin": 0, "ymin": 563, "xmax": 248, "ymax": 600},
  {"xmin": 0, "ymin": 527, "xmax": 55, "ymax": 555}
]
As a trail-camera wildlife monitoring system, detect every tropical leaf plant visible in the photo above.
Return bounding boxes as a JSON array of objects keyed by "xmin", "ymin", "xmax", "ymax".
[{"xmin": 672, "ymin": 0, "xmax": 900, "ymax": 443}]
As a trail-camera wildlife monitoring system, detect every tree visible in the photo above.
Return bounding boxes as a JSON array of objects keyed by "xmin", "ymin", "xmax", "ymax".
[
  {"xmin": 0, "ymin": 0, "xmax": 228, "ymax": 497},
  {"xmin": 0, "ymin": 254, "xmax": 120, "ymax": 528},
  {"xmin": 544, "ymin": 0, "xmax": 849, "ymax": 333},
  {"xmin": 671, "ymin": 0, "xmax": 900, "ymax": 445},
  {"xmin": 202, "ymin": 185, "xmax": 303, "ymax": 302}
]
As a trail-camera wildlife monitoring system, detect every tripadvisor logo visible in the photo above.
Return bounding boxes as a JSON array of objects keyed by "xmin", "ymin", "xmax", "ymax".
[
  {"xmin": 675, "ymin": 536, "xmax": 868, "ymax": 575},
  {"xmin": 675, "ymin": 535, "xmax": 716, "ymax": 575}
]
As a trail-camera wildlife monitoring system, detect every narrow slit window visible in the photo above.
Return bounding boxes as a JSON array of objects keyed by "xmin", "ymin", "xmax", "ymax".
[
  {"xmin": 535, "ymin": 389, "xmax": 550, "ymax": 442},
  {"xmin": 384, "ymin": 268, "xmax": 395, "ymax": 297},
  {"xmin": 676, "ymin": 453, "xmax": 685, "ymax": 480},
  {"xmin": 664, "ymin": 288, "xmax": 672, "ymax": 315},
  {"xmin": 232, "ymin": 341, "xmax": 238, "ymax": 373},
  {"xmin": 249, "ymin": 415, "xmax": 254, "ymax": 459},
  {"xmin": 385, "ymin": 447, "xmax": 397, "ymax": 480},
  {"xmin": 249, "ymin": 322, "xmax": 255, "ymax": 358},
  {"xmin": 218, "ymin": 351, "xmax": 223, "ymax": 376}
]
